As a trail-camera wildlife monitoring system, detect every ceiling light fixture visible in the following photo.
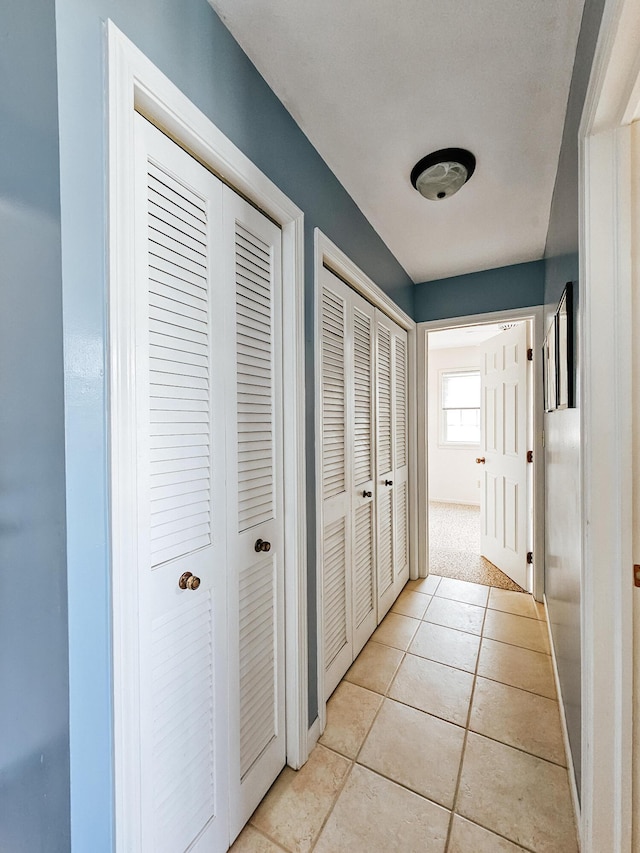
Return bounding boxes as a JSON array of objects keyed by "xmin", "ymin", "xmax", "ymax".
[{"xmin": 410, "ymin": 148, "xmax": 476, "ymax": 201}]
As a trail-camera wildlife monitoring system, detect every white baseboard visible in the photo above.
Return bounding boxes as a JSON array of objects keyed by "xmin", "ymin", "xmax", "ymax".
[
  {"xmin": 428, "ymin": 498, "xmax": 481, "ymax": 507},
  {"xmin": 544, "ymin": 595, "xmax": 582, "ymax": 851},
  {"xmin": 306, "ymin": 717, "xmax": 320, "ymax": 758}
]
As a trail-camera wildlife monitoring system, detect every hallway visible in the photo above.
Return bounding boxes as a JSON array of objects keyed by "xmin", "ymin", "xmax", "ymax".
[{"xmin": 232, "ymin": 576, "xmax": 577, "ymax": 852}]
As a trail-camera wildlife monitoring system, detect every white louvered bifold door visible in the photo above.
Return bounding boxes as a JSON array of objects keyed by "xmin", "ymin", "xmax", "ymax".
[
  {"xmin": 320, "ymin": 268, "xmax": 353, "ymax": 699},
  {"xmin": 223, "ymin": 188, "xmax": 286, "ymax": 843},
  {"xmin": 320, "ymin": 268, "xmax": 377, "ymax": 698},
  {"xmin": 391, "ymin": 323, "xmax": 410, "ymax": 596},
  {"xmin": 134, "ymin": 115, "xmax": 228, "ymax": 853},
  {"xmin": 350, "ymin": 297, "xmax": 377, "ymax": 656},
  {"xmin": 376, "ymin": 311, "xmax": 409, "ymax": 619}
]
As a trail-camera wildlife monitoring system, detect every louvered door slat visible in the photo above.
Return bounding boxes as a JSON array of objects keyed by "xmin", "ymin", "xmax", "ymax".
[
  {"xmin": 394, "ymin": 337, "xmax": 407, "ymax": 468},
  {"xmin": 322, "ymin": 287, "xmax": 346, "ymax": 500},
  {"xmin": 324, "ymin": 517, "xmax": 348, "ymax": 667},
  {"xmin": 397, "ymin": 481, "xmax": 408, "ymax": 571},
  {"xmin": 239, "ymin": 557, "xmax": 276, "ymax": 778},
  {"xmin": 353, "ymin": 308, "xmax": 372, "ymax": 486},
  {"xmin": 377, "ymin": 326, "xmax": 392, "ymax": 474},
  {"xmin": 235, "ymin": 225, "xmax": 275, "ymax": 533},
  {"xmin": 378, "ymin": 486, "xmax": 394, "ymax": 595},
  {"xmin": 151, "ymin": 593, "xmax": 214, "ymax": 853},
  {"xmin": 354, "ymin": 503, "xmax": 374, "ymax": 627},
  {"xmin": 147, "ymin": 162, "xmax": 211, "ymax": 569}
]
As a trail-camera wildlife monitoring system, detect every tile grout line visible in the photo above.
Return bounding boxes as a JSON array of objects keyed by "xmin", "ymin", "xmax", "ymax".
[
  {"xmin": 309, "ymin": 629, "xmax": 413, "ymax": 851},
  {"xmin": 443, "ymin": 591, "xmax": 489, "ymax": 852},
  {"xmin": 306, "ymin": 756, "xmax": 355, "ymax": 852}
]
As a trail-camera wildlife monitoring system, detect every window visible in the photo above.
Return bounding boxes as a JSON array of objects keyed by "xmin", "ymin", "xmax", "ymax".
[{"xmin": 441, "ymin": 370, "xmax": 481, "ymax": 444}]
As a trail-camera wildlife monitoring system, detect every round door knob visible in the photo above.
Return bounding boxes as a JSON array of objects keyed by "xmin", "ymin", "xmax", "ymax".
[
  {"xmin": 384, "ymin": 479, "xmax": 393, "ymax": 486},
  {"xmin": 362, "ymin": 490, "xmax": 372, "ymax": 498},
  {"xmin": 178, "ymin": 571, "xmax": 201, "ymax": 590},
  {"xmin": 476, "ymin": 457, "xmax": 486, "ymax": 464},
  {"xmin": 255, "ymin": 538, "xmax": 271, "ymax": 553}
]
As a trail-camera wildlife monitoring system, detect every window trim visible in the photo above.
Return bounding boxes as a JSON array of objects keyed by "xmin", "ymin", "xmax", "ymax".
[{"xmin": 439, "ymin": 367, "xmax": 481, "ymax": 447}]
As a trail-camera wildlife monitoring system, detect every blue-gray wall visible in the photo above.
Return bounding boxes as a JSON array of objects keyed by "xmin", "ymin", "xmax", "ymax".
[
  {"xmin": 543, "ymin": 0, "xmax": 606, "ymax": 800},
  {"xmin": 0, "ymin": 2, "xmax": 70, "ymax": 851},
  {"xmin": 53, "ymin": 1, "xmax": 412, "ymax": 848},
  {"xmin": 414, "ymin": 260, "xmax": 545, "ymax": 322}
]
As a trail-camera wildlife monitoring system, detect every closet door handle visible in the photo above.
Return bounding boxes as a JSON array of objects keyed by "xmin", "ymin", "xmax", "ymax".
[
  {"xmin": 384, "ymin": 479, "xmax": 393, "ymax": 486},
  {"xmin": 178, "ymin": 572, "xmax": 201, "ymax": 591},
  {"xmin": 362, "ymin": 490, "xmax": 372, "ymax": 498},
  {"xmin": 255, "ymin": 538, "xmax": 271, "ymax": 553}
]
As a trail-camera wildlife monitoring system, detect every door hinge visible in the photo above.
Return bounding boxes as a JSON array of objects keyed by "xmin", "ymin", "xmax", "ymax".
[
  {"xmin": 527, "ymin": 348, "xmax": 533, "ymax": 361},
  {"xmin": 527, "ymin": 551, "xmax": 534, "ymax": 565},
  {"xmin": 527, "ymin": 450, "xmax": 533, "ymax": 463},
  {"xmin": 634, "ymin": 565, "xmax": 640, "ymax": 588}
]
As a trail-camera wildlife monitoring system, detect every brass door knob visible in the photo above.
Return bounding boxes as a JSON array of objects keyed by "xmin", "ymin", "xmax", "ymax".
[
  {"xmin": 255, "ymin": 539, "xmax": 271, "ymax": 553},
  {"xmin": 384, "ymin": 479, "xmax": 393, "ymax": 486},
  {"xmin": 178, "ymin": 571, "xmax": 201, "ymax": 590},
  {"xmin": 476, "ymin": 457, "xmax": 486, "ymax": 464},
  {"xmin": 362, "ymin": 490, "xmax": 372, "ymax": 498}
]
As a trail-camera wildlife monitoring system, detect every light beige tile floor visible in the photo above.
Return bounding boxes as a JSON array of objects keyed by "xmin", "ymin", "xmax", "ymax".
[{"xmin": 231, "ymin": 576, "xmax": 578, "ymax": 853}]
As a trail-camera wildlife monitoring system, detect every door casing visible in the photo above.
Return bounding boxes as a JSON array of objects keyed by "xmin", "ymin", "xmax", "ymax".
[
  {"xmin": 108, "ymin": 22, "xmax": 307, "ymax": 852},
  {"xmin": 417, "ymin": 307, "xmax": 545, "ymax": 601}
]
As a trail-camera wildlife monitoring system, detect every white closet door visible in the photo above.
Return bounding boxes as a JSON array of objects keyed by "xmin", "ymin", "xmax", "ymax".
[
  {"xmin": 320, "ymin": 268, "xmax": 377, "ymax": 696},
  {"xmin": 320, "ymin": 268, "xmax": 353, "ymax": 698},
  {"xmin": 134, "ymin": 115, "xmax": 228, "ymax": 853},
  {"xmin": 392, "ymin": 326, "xmax": 410, "ymax": 591},
  {"xmin": 351, "ymin": 299, "xmax": 377, "ymax": 655},
  {"xmin": 376, "ymin": 311, "xmax": 409, "ymax": 619},
  {"xmin": 223, "ymin": 188, "xmax": 286, "ymax": 841}
]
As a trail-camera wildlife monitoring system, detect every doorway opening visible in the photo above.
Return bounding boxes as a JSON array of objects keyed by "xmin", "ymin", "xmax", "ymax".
[{"xmin": 421, "ymin": 313, "xmax": 542, "ymax": 596}]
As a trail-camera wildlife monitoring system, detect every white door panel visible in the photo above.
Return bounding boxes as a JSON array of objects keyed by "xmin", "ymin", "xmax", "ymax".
[
  {"xmin": 135, "ymin": 114, "xmax": 228, "ymax": 853},
  {"xmin": 480, "ymin": 324, "xmax": 528, "ymax": 589},
  {"xmin": 320, "ymin": 276, "xmax": 353, "ymax": 697},
  {"xmin": 223, "ymin": 189, "xmax": 286, "ymax": 841},
  {"xmin": 376, "ymin": 311, "xmax": 409, "ymax": 619}
]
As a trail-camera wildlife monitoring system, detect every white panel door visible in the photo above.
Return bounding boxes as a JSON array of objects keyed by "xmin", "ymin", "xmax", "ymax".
[
  {"xmin": 134, "ymin": 115, "xmax": 228, "ymax": 853},
  {"xmin": 376, "ymin": 311, "xmax": 410, "ymax": 618},
  {"xmin": 223, "ymin": 188, "xmax": 286, "ymax": 841},
  {"xmin": 479, "ymin": 324, "xmax": 529, "ymax": 589}
]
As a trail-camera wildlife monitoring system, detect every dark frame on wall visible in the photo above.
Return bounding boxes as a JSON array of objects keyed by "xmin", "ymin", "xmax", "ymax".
[
  {"xmin": 543, "ymin": 281, "xmax": 574, "ymax": 413},
  {"xmin": 543, "ymin": 316, "xmax": 557, "ymax": 412},
  {"xmin": 555, "ymin": 281, "xmax": 574, "ymax": 409}
]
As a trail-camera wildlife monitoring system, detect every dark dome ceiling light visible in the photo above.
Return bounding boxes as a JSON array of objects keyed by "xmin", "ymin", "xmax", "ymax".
[{"xmin": 410, "ymin": 148, "xmax": 476, "ymax": 201}]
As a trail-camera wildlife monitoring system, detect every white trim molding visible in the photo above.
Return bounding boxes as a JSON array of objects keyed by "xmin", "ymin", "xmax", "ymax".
[
  {"xmin": 108, "ymin": 22, "xmax": 308, "ymax": 852},
  {"xmin": 543, "ymin": 595, "xmax": 582, "ymax": 838},
  {"xmin": 313, "ymin": 229, "xmax": 416, "ymax": 733},
  {"xmin": 417, "ymin": 307, "xmax": 545, "ymax": 598},
  {"xmin": 579, "ymin": 0, "xmax": 639, "ymax": 847}
]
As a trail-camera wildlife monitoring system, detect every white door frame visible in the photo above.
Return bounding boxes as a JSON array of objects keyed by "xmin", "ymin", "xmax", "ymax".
[
  {"xmin": 108, "ymin": 22, "xmax": 308, "ymax": 851},
  {"xmin": 313, "ymin": 229, "xmax": 417, "ymax": 734},
  {"xmin": 578, "ymin": 0, "xmax": 639, "ymax": 848},
  {"xmin": 417, "ymin": 306, "xmax": 545, "ymax": 600}
]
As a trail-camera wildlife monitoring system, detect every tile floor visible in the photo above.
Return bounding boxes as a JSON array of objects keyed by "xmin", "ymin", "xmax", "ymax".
[{"xmin": 231, "ymin": 575, "xmax": 577, "ymax": 853}]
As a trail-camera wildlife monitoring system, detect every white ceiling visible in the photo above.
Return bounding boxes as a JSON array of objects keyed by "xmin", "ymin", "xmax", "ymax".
[
  {"xmin": 428, "ymin": 323, "xmax": 510, "ymax": 350},
  {"xmin": 210, "ymin": 0, "xmax": 585, "ymax": 283}
]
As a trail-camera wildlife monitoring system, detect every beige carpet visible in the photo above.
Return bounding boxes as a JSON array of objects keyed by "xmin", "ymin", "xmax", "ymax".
[{"xmin": 429, "ymin": 501, "xmax": 524, "ymax": 592}]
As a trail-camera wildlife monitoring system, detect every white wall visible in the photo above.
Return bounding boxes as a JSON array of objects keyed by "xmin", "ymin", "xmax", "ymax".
[{"xmin": 428, "ymin": 345, "xmax": 481, "ymax": 505}]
